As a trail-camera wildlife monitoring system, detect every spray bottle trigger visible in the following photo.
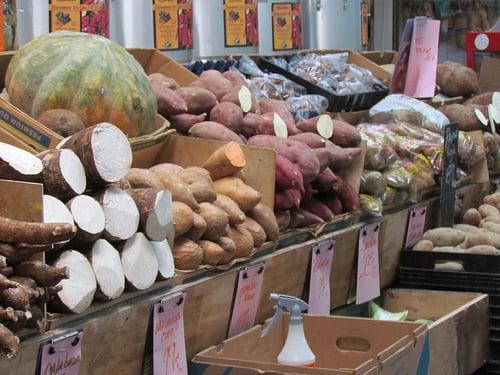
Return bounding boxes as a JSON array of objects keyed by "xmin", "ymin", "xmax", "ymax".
[{"xmin": 261, "ymin": 306, "xmax": 283, "ymax": 337}]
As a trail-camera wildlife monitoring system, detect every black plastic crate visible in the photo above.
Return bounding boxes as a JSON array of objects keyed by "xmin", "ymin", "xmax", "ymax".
[
  {"xmin": 258, "ymin": 55, "xmax": 388, "ymax": 112},
  {"xmin": 487, "ymin": 361, "xmax": 500, "ymax": 374}
]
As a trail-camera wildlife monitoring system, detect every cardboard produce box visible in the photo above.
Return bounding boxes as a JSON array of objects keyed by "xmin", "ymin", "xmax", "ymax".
[
  {"xmin": 192, "ymin": 315, "xmax": 427, "ymax": 375},
  {"xmin": 333, "ymin": 289, "xmax": 489, "ymax": 375}
]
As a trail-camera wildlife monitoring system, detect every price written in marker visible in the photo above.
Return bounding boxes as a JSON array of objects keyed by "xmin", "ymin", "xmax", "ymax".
[
  {"xmin": 356, "ymin": 223, "xmax": 380, "ymax": 305},
  {"xmin": 153, "ymin": 292, "xmax": 188, "ymax": 375},
  {"xmin": 440, "ymin": 123, "xmax": 458, "ymax": 227},
  {"xmin": 228, "ymin": 263, "xmax": 265, "ymax": 338},
  {"xmin": 39, "ymin": 330, "xmax": 83, "ymax": 375},
  {"xmin": 308, "ymin": 239, "xmax": 334, "ymax": 315},
  {"xmin": 405, "ymin": 206, "xmax": 427, "ymax": 249}
]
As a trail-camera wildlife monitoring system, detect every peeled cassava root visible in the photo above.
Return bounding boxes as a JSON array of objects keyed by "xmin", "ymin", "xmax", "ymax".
[
  {"xmin": 121, "ymin": 233, "xmax": 158, "ymax": 290},
  {"xmin": 151, "ymin": 240, "xmax": 175, "ymax": 280},
  {"xmin": 90, "ymin": 239, "xmax": 125, "ymax": 301},
  {"xmin": 0, "ymin": 217, "xmax": 76, "ymax": 245},
  {"xmin": 0, "ymin": 142, "xmax": 43, "ymax": 182},
  {"xmin": 43, "ymin": 195, "xmax": 74, "ymax": 226},
  {"xmin": 67, "ymin": 195, "xmax": 106, "ymax": 243},
  {"xmin": 202, "ymin": 142, "xmax": 247, "ymax": 180},
  {"xmin": 61, "ymin": 123, "xmax": 132, "ymax": 186}
]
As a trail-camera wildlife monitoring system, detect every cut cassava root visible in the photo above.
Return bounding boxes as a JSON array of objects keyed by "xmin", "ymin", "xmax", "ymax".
[
  {"xmin": 67, "ymin": 195, "xmax": 106, "ymax": 243},
  {"xmin": 0, "ymin": 142, "xmax": 43, "ymax": 182},
  {"xmin": 202, "ymin": 142, "xmax": 247, "ymax": 180},
  {"xmin": 39, "ymin": 149, "xmax": 86, "ymax": 201},
  {"xmin": 121, "ymin": 233, "xmax": 158, "ymax": 290},
  {"xmin": 0, "ymin": 217, "xmax": 76, "ymax": 245},
  {"xmin": 61, "ymin": 123, "xmax": 132, "ymax": 186},
  {"xmin": 151, "ymin": 240, "xmax": 175, "ymax": 280},
  {"xmin": 43, "ymin": 195, "xmax": 74, "ymax": 226},
  {"xmin": 90, "ymin": 240, "xmax": 125, "ymax": 301}
]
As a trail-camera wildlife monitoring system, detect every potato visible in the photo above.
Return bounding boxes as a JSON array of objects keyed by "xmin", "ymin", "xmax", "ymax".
[
  {"xmin": 464, "ymin": 92, "xmax": 494, "ymax": 106},
  {"xmin": 467, "ymin": 245, "xmax": 500, "ymax": 255},
  {"xmin": 247, "ymin": 135, "xmax": 320, "ymax": 183},
  {"xmin": 247, "ymin": 203, "xmax": 279, "ymax": 241},
  {"xmin": 150, "ymin": 165, "xmax": 199, "ymax": 211},
  {"xmin": 190, "ymin": 71, "xmax": 233, "ymax": 100},
  {"xmin": 36, "ymin": 109, "xmax": 85, "ymax": 137},
  {"xmin": 483, "ymin": 192, "xmax": 500, "ymax": 207},
  {"xmin": 289, "ymin": 133, "xmax": 326, "ymax": 149},
  {"xmin": 126, "ymin": 168, "xmax": 163, "ymax": 189},
  {"xmin": 209, "ymin": 102, "xmax": 244, "ymax": 133},
  {"xmin": 222, "ymin": 71, "xmax": 247, "ymax": 89},
  {"xmin": 478, "ymin": 204, "xmax": 499, "ymax": 218},
  {"xmin": 301, "ymin": 199, "xmax": 334, "ymax": 221},
  {"xmin": 433, "ymin": 247, "xmax": 465, "ymax": 253},
  {"xmin": 148, "ymin": 73, "xmax": 180, "ymax": 90},
  {"xmin": 482, "ymin": 215, "xmax": 500, "ymax": 224},
  {"xmin": 479, "ymin": 220, "xmax": 500, "ymax": 235},
  {"xmin": 275, "ymin": 154, "xmax": 305, "ymax": 192},
  {"xmin": 213, "ymin": 194, "xmax": 246, "ymax": 225},
  {"xmin": 462, "ymin": 208, "xmax": 481, "ymax": 226},
  {"xmin": 172, "ymin": 202, "xmax": 194, "ymax": 237},
  {"xmin": 413, "ymin": 240, "xmax": 434, "ymax": 251},
  {"xmin": 199, "ymin": 202, "xmax": 229, "ymax": 241},
  {"xmin": 238, "ymin": 218, "xmax": 266, "ymax": 247},
  {"xmin": 175, "ymin": 87, "xmax": 217, "ymax": 115},
  {"xmin": 173, "ymin": 238, "xmax": 203, "ymax": 270},
  {"xmin": 150, "ymin": 80, "xmax": 188, "ymax": 116},
  {"xmin": 199, "ymin": 240, "xmax": 225, "ymax": 266},
  {"xmin": 214, "ymin": 177, "xmax": 261, "ymax": 212},
  {"xmin": 454, "ymin": 224, "xmax": 482, "ymax": 234},
  {"xmin": 189, "ymin": 121, "xmax": 243, "ymax": 144},
  {"xmin": 217, "ymin": 237, "xmax": 236, "ymax": 265},
  {"xmin": 275, "ymin": 210, "xmax": 291, "ymax": 232},
  {"xmin": 259, "ymin": 99, "xmax": 300, "ymax": 135},
  {"xmin": 169, "ymin": 113, "xmax": 207, "ymax": 133},
  {"xmin": 179, "ymin": 167, "xmax": 216, "ymax": 203},
  {"xmin": 184, "ymin": 213, "xmax": 207, "ymax": 241},
  {"xmin": 226, "ymin": 226, "xmax": 254, "ymax": 259},
  {"xmin": 435, "ymin": 262, "xmax": 464, "ymax": 271},
  {"xmin": 466, "ymin": 231, "xmax": 500, "ymax": 248},
  {"xmin": 436, "ymin": 61, "xmax": 479, "ymax": 97},
  {"xmin": 423, "ymin": 228, "xmax": 466, "ymax": 247},
  {"xmin": 438, "ymin": 104, "xmax": 488, "ymax": 132}
]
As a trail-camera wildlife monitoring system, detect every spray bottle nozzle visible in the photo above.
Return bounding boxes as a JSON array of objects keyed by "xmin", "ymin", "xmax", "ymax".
[{"xmin": 261, "ymin": 294, "xmax": 309, "ymax": 337}]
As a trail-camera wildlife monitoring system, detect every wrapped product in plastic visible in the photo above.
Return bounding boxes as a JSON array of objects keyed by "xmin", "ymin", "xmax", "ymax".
[
  {"xmin": 285, "ymin": 95, "xmax": 329, "ymax": 122},
  {"xmin": 360, "ymin": 194, "xmax": 383, "ymax": 217}
]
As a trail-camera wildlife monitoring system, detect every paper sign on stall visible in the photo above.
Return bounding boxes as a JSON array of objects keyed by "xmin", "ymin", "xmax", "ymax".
[
  {"xmin": 228, "ymin": 263, "xmax": 265, "ymax": 338},
  {"xmin": 153, "ymin": 291, "xmax": 188, "ymax": 375},
  {"xmin": 308, "ymin": 239, "xmax": 334, "ymax": 315},
  {"xmin": 404, "ymin": 17, "xmax": 440, "ymax": 98},
  {"xmin": 356, "ymin": 223, "xmax": 380, "ymax": 305},
  {"xmin": 405, "ymin": 206, "xmax": 427, "ymax": 249},
  {"xmin": 39, "ymin": 330, "xmax": 83, "ymax": 375}
]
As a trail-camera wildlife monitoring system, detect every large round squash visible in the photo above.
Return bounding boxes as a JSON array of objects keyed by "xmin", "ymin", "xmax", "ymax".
[{"xmin": 5, "ymin": 31, "xmax": 157, "ymax": 137}]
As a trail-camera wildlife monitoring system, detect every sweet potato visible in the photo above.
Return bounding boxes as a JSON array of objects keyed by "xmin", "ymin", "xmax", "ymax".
[
  {"xmin": 313, "ymin": 147, "xmax": 331, "ymax": 171},
  {"xmin": 289, "ymin": 210, "xmax": 305, "ymax": 229},
  {"xmin": 296, "ymin": 209, "xmax": 324, "ymax": 226},
  {"xmin": 275, "ymin": 210, "xmax": 291, "ymax": 232},
  {"xmin": 209, "ymin": 102, "xmax": 244, "ymax": 132},
  {"xmin": 214, "ymin": 177, "xmax": 261, "ymax": 212},
  {"xmin": 189, "ymin": 121, "xmax": 243, "ymax": 144},
  {"xmin": 217, "ymin": 237, "xmax": 236, "ymax": 265},
  {"xmin": 240, "ymin": 112, "xmax": 274, "ymax": 137},
  {"xmin": 337, "ymin": 179, "xmax": 359, "ymax": 211},
  {"xmin": 438, "ymin": 104, "xmax": 488, "ymax": 132},
  {"xmin": 297, "ymin": 117, "xmax": 361, "ymax": 147},
  {"xmin": 466, "ymin": 231, "xmax": 500, "ymax": 248},
  {"xmin": 202, "ymin": 142, "xmax": 246, "ymax": 180},
  {"xmin": 275, "ymin": 189, "xmax": 301, "ymax": 210},
  {"xmin": 213, "ymin": 194, "xmax": 246, "ymax": 225},
  {"xmin": 172, "ymin": 202, "xmax": 194, "ymax": 237},
  {"xmin": 323, "ymin": 141, "xmax": 363, "ymax": 171},
  {"xmin": 221, "ymin": 88, "xmax": 259, "ymax": 114},
  {"xmin": 148, "ymin": 73, "xmax": 179, "ymax": 90},
  {"xmin": 150, "ymin": 164, "xmax": 199, "ymax": 211},
  {"xmin": 172, "ymin": 238, "xmax": 203, "ymax": 270},
  {"xmin": 483, "ymin": 192, "xmax": 500, "ymax": 207},
  {"xmin": 436, "ymin": 61, "xmax": 479, "ymax": 97},
  {"xmin": 301, "ymin": 199, "xmax": 334, "ymax": 221},
  {"xmin": 222, "ymin": 71, "xmax": 247, "ymax": 89},
  {"xmin": 190, "ymin": 71, "xmax": 233, "ymax": 100},
  {"xmin": 258, "ymin": 99, "xmax": 300, "ymax": 135},
  {"xmin": 175, "ymin": 87, "xmax": 217, "ymax": 115},
  {"xmin": 199, "ymin": 240, "xmax": 224, "ymax": 266},
  {"xmin": 179, "ymin": 167, "xmax": 216, "ymax": 203},
  {"xmin": 480, "ymin": 220, "xmax": 500, "ymax": 235},
  {"xmin": 413, "ymin": 240, "xmax": 434, "ymax": 251},
  {"xmin": 289, "ymin": 132, "xmax": 326, "ymax": 149},
  {"xmin": 478, "ymin": 204, "xmax": 499, "ymax": 218},
  {"xmin": 275, "ymin": 154, "xmax": 305, "ymax": 192},
  {"xmin": 184, "ymin": 213, "xmax": 207, "ymax": 241},
  {"xmin": 126, "ymin": 168, "xmax": 164, "ymax": 189},
  {"xmin": 423, "ymin": 228, "xmax": 466, "ymax": 247},
  {"xmin": 247, "ymin": 203, "xmax": 279, "ymax": 241},
  {"xmin": 464, "ymin": 92, "xmax": 494, "ymax": 106},
  {"xmin": 323, "ymin": 195, "xmax": 342, "ymax": 215},
  {"xmin": 247, "ymin": 135, "xmax": 320, "ymax": 182},
  {"xmin": 467, "ymin": 245, "xmax": 500, "ymax": 255},
  {"xmin": 199, "ymin": 203, "xmax": 229, "ymax": 241},
  {"xmin": 150, "ymin": 81, "xmax": 188, "ymax": 116},
  {"xmin": 150, "ymin": 163, "xmax": 184, "ymax": 176},
  {"xmin": 313, "ymin": 168, "xmax": 340, "ymax": 193},
  {"xmin": 226, "ymin": 226, "xmax": 254, "ymax": 258},
  {"xmin": 462, "ymin": 208, "xmax": 481, "ymax": 226},
  {"xmin": 454, "ymin": 224, "xmax": 482, "ymax": 234},
  {"xmin": 238, "ymin": 218, "xmax": 266, "ymax": 247},
  {"xmin": 169, "ymin": 113, "xmax": 207, "ymax": 133}
]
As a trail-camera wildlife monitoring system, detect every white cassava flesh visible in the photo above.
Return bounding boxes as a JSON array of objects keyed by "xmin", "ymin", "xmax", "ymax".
[
  {"xmin": 238, "ymin": 86, "xmax": 252, "ymax": 113},
  {"xmin": 43, "ymin": 195, "xmax": 74, "ymax": 226},
  {"xmin": 0, "ymin": 142, "xmax": 43, "ymax": 181},
  {"xmin": 59, "ymin": 149, "xmax": 87, "ymax": 194},
  {"xmin": 151, "ymin": 240, "xmax": 175, "ymax": 280},
  {"xmin": 317, "ymin": 114, "xmax": 334, "ymax": 139},
  {"xmin": 100, "ymin": 186, "xmax": 139, "ymax": 241},
  {"xmin": 53, "ymin": 250, "xmax": 97, "ymax": 314},
  {"xmin": 90, "ymin": 240, "xmax": 125, "ymax": 300},
  {"xmin": 273, "ymin": 113, "xmax": 288, "ymax": 139},
  {"xmin": 67, "ymin": 195, "xmax": 105, "ymax": 243},
  {"xmin": 121, "ymin": 233, "xmax": 158, "ymax": 290}
]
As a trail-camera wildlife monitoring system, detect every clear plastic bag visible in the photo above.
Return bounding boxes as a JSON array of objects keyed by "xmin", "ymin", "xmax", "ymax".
[
  {"xmin": 237, "ymin": 55, "xmax": 266, "ymax": 77},
  {"xmin": 359, "ymin": 124, "xmax": 400, "ymax": 170},
  {"xmin": 285, "ymin": 95, "xmax": 329, "ymax": 122},
  {"xmin": 360, "ymin": 194, "xmax": 383, "ymax": 217},
  {"xmin": 248, "ymin": 73, "xmax": 306, "ymax": 101},
  {"xmin": 383, "ymin": 163, "xmax": 414, "ymax": 189}
]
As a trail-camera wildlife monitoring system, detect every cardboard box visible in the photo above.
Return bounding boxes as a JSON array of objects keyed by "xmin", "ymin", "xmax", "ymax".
[
  {"xmin": 333, "ymin": 289, "xmax": 489, "ymax": 375},
  {"xmin": 192, "ymin": 315, "xmax": 427, "ymax": 375},
  {"xmin": 360, "ymin": 51, "xmax": 398, "ymax": 66},
  {"xmin": 478, "ymin": 56, "xmax": 500, "ymax": 93}
]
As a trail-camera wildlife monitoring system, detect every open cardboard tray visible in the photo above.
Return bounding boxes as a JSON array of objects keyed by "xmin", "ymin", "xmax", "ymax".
[
  {"xmin": 192, "ymin": 314, "xmax": 427, "ymax": 375},
  {"xmin": 258, "ymin": 50, "xmax": 391, "ymax": 113}
]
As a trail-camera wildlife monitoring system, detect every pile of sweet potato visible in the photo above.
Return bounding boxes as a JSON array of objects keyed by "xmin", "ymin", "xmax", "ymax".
[
  {"xmin": 149, "ymin": 70, "xmax": 363, "ymax": 230},
  {"xmin": 127, "ymin": 142, "xmax": 279, "ymax": 270}
]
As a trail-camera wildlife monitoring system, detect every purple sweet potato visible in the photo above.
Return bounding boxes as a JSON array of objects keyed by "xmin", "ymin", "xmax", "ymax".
[
  {"xmin": 296, "ymin": 209, "xmax": 324, "ymax": 226},
  {"xmin": 169, "ymin": 113, "xmax": 207, "ymax": 133},
  {"xmin": 300, "ymin": 199, "xmax": 334, "ymax": 221},
  {"xmin": 289, "ymin": 133, "xmax": 326, "ymax": 149},
  {"xmin": 210, "ymin": 102, "xmax": 244, "ymax": 132},
  {"xmin": 176, "ymin": 87, "xmax": 217, "ymax": 115},
  {"xmin": 337, "ymin": 179, "xmax": 359, "ymax": 211},
  {"xmin": 247, "ymin": 135, "xmax": 320, "ymax": 182},
  {"xmin": 275, "ymin": 154, "xmax": 305, "ymax": 193},
  {"xmin": 259, "ymin": 99, "xmax": 300, "ymax": 135},
  {"xmin": 275, "ymin": 188, "xmax": 301, "ymax": 210},
  {"xmin": 289, "ymin": 210, "xmax": 305, "ymax": 229},
  {"xmin": 323, "ymin": 195, "xmax": 343, "ymax": 215},
  {"xmin": 189, "ymin": 121, "xmax": 243, "ymax": 144},
  {"xmin": 313, "ymin": 168, "xmax": 340, "ymax": 193},
  {"xmin": 275, "ymin": 210, "xmax": 291, "ymax": 232}
]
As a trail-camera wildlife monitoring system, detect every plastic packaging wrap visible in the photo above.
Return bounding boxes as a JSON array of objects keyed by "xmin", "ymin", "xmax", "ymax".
[
  {"xmin": 237, "ymin": 55, "xmax": 265, "ymax": 77},
  {"xmin": 359, "ymin": 124, "xmax": 400, "ymax": 170},
  {"xmin": 248, "ymin": 73, "xmax": 306, "ymax": 101},
  {"xmin": 360, "ymin": 194, "xmax": 383, "ymax": 217},
  {"xmin": 285, "ymin": 95, "xmax": 329, "ymax": 122},
  {"xmin": 383, "ymin": 163, "xmax": 415, "ymax": 189},
  {"xmin": 382, "ymin": 186, "xmax": 396, "ymax": 206},
  {"xmin": 360, "ymin": 170, "xmax": 387, "ymax": 197}
]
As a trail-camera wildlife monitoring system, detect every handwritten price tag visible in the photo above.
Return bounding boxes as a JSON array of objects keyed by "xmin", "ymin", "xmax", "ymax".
[
  {"xmin": 308, "ymin": 239, "xmax": 334, "ymax": 315},
  {"xmin": 227, "ymin": 263, "xmax": 265, "ymax": 338},
  {"xmin": 39, "ymin": 330, "xmax": 83, "ymax": 375},
  {"xmin": 153, "ymin": 292, "xmax": 188, "ymax": 375},
  {"xmin": 356, "ymin": 223, "xmax": 380, "ymax": 305},
  {"xmin": 405, "ymin": 207, "xmax": 427, "ymax": 249}
]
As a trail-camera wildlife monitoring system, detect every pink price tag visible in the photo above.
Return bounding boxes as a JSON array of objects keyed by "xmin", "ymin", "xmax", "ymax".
[
  {"xmin": 404, "ymin": 17, "xmax": 441, "ymax": 98},
  {"xmin": 308, "ymin": 240, "xmax": 334, "ymax": 315},
  {"xmin": 39, "ymin": 330, "xmax": 83, "ymax": 375},
  {"xmin": 405, "ymin": 206, "xmax": 427, "ymax": 249},
  {"xmin": 356, "ymin": 223, "xmax": 381, "ymax": 305},
  {"xmin": 227, "ymin": 263, "xmax": 265, "ymax": 338},
  {"xmin": 153, "ymin": 292, "xmax": 188, "ymax": 375}
]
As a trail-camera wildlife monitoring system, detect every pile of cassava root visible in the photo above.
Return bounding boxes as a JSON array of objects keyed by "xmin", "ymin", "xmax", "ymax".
[
  {"xmin": 412, "ymin": 191, "xmax": 500, "ymax": 270},
  {"xmin": 149, "ymin": 70, "xmax": 362, "ymax": 228}
]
